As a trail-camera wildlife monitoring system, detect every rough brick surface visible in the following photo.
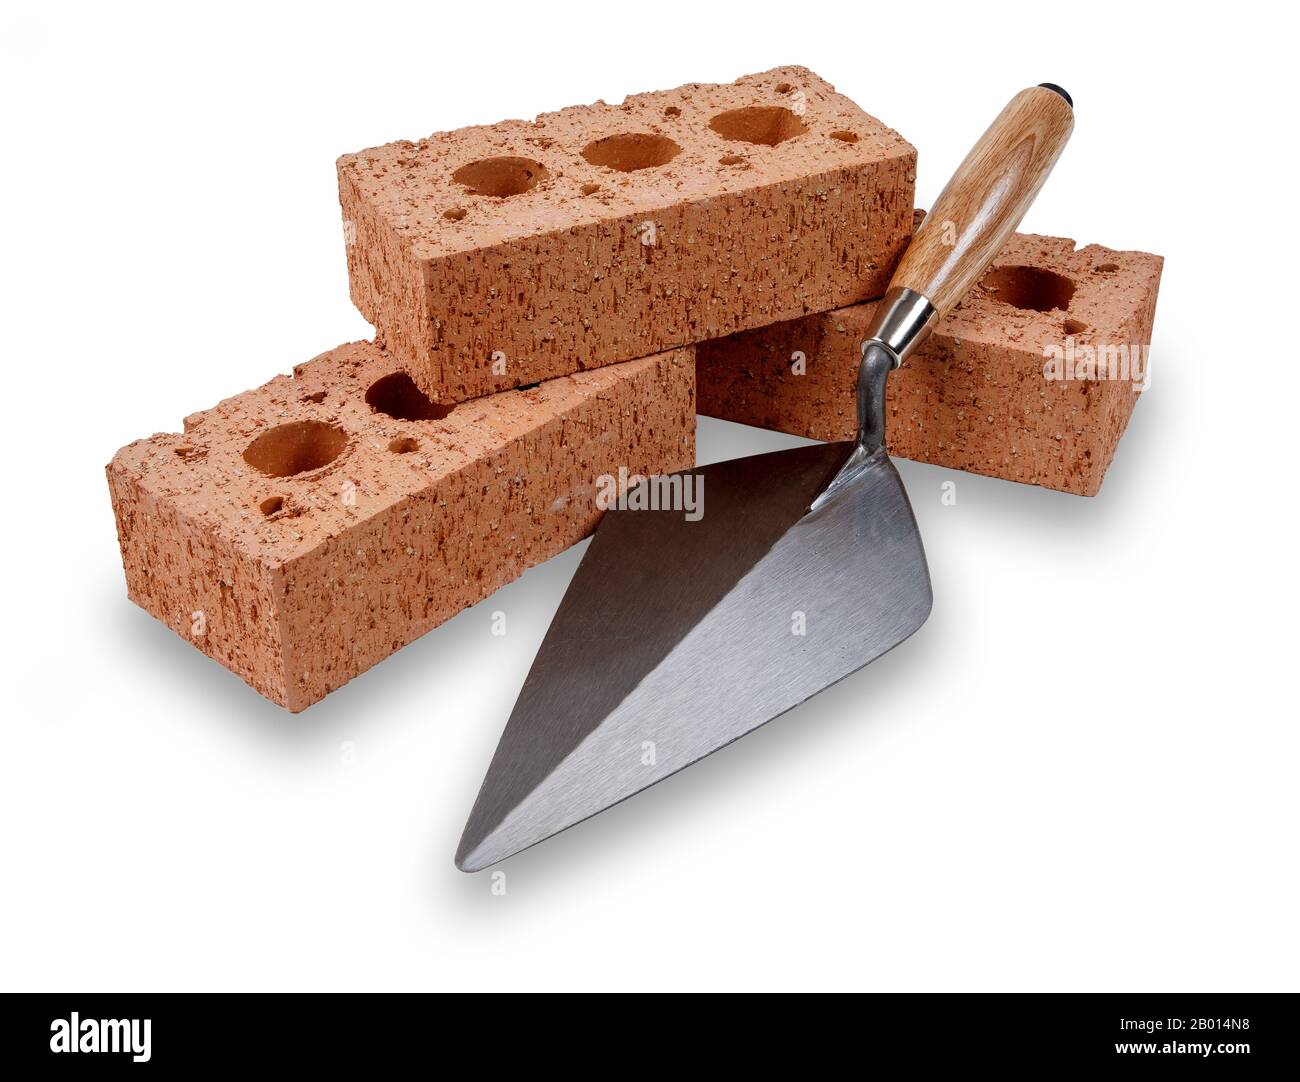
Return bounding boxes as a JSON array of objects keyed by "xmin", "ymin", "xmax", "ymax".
[
  {"xmin": 108, "ymin": 342, "xmax": 695, "ymax": 711},
  {"xmin": 697, "ymin": 233, "xmax": 1163, "ymax": 495},
  {"xmin": 338, "ymin": 66, "xmax": 915, "ymax": 403}
]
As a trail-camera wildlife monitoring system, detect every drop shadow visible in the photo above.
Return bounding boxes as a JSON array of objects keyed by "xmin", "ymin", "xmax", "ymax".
[
  {"xmin": 99, "ymin": 540, "xmax": 591, "ymax": 752},
  {"xmin": 437, "ymin": 597, "xmax": 946, "ymax": 894},
  {"xmin": 106, "ymin": 386, "xmax": 1172, "ymax": 900},
  {"xmin": 435, "ymin": 391, "xmax": 1172, "ymax": 890}
]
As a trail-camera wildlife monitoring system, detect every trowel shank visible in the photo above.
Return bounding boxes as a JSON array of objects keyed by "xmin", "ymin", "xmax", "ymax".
[{"xmin": 836, "ymin": 83, "xmax": 1076, "ymax": 491}]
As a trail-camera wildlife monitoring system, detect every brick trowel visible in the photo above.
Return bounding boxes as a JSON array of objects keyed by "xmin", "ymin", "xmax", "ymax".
[{"xmin": 456, "ymin": 84, "xmax": 1074, "ymax": 870}]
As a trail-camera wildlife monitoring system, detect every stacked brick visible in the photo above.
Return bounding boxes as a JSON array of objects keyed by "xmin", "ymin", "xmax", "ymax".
[{"xmin": 108, "ymin": 67, "xmax": 1161, "ymax": 709}]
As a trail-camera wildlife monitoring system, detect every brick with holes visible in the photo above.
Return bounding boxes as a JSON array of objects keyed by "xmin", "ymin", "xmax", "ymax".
[
  {"xmin": 107, "ymin": 342, "xmax": 695, "ymax": 711},
  {"xmin": 696, "ymin": 233, "xmax": 1163, "ymax": 496},
  {"xmin": 338, "ymin": 65, "xmax": 915, "ymax": 403}
]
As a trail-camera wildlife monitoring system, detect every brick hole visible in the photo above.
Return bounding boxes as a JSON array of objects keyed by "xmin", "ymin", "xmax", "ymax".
[
  {"xmin": 1063, "ymin": 318, "xmax": 1089, "ymax": 335},
  {"xmin": 259, "ymin": 495, "xmax": 286, "ymax": 516},
  {"xmin": 580, "ymin": 182, "xmax": 601, "ymax": 195},
  {"xmin": 581, "ymin": 133, "xmax": 681, "ymax": 172},
  {"xmin": 451, "ymin": 156, "xmax": 547, "ymax": 197},
  {"xmin": 719, "ymin": 154, "xmax": 746, "ymax": 166},
  {"xmin": 663, "ymin": 106, "xmax": 681, "ymax": 118},
  {"xmin": 829, "ymin": 130, "xmax": 860, "ymax": 143},
  {"xmin": 243, "ymin": 420, "xmax": 348, "ymax": 478},
  {"xmin": 173, "ymin": 444, "xmax": 206, "ymax": 462},
  {"xmin": 301, "ymin": 390, "xmax": 327, "ymax": 404},
  {"xmin": 443, "ymin": 207, "xmax": 468, "ymax": 221},
  {"xmin": 1094, "ymin": 262, "xmax": 1119, "ymax": 274},
  {"xmin": 775, "ymin": 82, "xmax": 794, "ymax": 94},
  {"xmin": 979, "ymin": 265, "xmax": 1076, "ymax": 312},
  {"xmin": 709, "ymin": 105, "xmax": 808, "ymax": 146},
  {"xmin": 388, "ymin": 436, "xmax": 420, "ymax": 454},
  {"xmin": 365, "ymin": 372, "xmax": 453, "ymax": 421}
]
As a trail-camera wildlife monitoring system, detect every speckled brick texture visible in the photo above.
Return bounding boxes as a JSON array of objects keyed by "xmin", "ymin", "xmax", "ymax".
[
  {"xmin": 698, "ymin": 233, "xmax": 1163, "ymax": 496},
  {"xmin": 338, "ymin": 66, "xmax": 915, "ymax": 403},
  {"xmin": 107, "ymin": 342, "xmax": 695, "ymax": 711}
]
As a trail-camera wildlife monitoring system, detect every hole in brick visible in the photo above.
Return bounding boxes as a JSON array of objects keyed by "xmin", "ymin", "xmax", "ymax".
[
  {"xmin": 775, "ymin": 82, "xmax": 794, "ymax": 94},
  {"xmin": 443, "ymin": 207, "xmax": 468, "ymax": 221},
  {"xmin": 243, "ymin": 421, "xmax": 348, "ymax": 478},
  {"xmin": 979, "ymin": 265, "xmax": 1077, "ymax": 312},
  {"xmin": 1063, "ymin": 318, "xmax": 1089, "ymax": 335},
  {"xmin": 259, "ymin": 495, "xmax": 286, "ymax": 516},
  {"xmin": 1094, "ymin": 262, "xmax": 1119, "ymax": 274},
  {"xmin": 829, "ymin": 130, "xmax": 859, "ymax": 143},
  {"xmin": 709, "ymin": 106, "xmax": 808, "ymax": 146},
  {"xmin": 580, "ymin": 182, "xmax": 601, "ymax": 195},
  {"xmin": 663, "ymin": 106, "xmax": 681, "ymax": 118},
  {"xmin": 388, "ymin": 436, "xmax": 420, "ymax": 454},
  {"xmin": 173, "ymin": 444, "xmax": 206, "ymax": 462},
  {"xmin": 301, "ymin": 390, "xmax": 327, "ymax": 404},
  {"xmin": 719, "ymin": 153, "xmax": 746, "ymax": 166},
  {"xmin": 365, "ymin": 372, "xmax": 453, "ymax": 421},
  {"xmin": 581, "ymin": 133, "xmax": 681, "ymax": 172},
  {"xmin": 451, "ymin": 156, "xmax": 547, "ymax": 197}
]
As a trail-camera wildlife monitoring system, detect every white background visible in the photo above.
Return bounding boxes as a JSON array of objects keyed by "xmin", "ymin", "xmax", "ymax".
[{"xmin": 2, "ymin": 1, "xmax": 1295, "ymax": 992}]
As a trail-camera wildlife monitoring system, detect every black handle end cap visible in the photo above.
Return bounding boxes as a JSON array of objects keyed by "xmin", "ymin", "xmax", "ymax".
[{"xmin": 1037, "ymin": 83, "xmax": 1073, "ymax": 108}]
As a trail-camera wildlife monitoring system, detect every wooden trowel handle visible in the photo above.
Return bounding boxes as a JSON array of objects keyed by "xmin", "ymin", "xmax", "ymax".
[{"xmin": 865, "ymin": 85, "xmax": 1074, "ymax": 365}]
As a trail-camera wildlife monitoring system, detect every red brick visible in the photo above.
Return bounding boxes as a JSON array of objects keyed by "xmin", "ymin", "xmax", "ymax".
[
  {"xmin": 338, "ymin": 66, "xmax": 914, "ymax": 403},
  {"xmin": 107, "ymin": 342, "xmax": 695, "ymax": 711},
  {"xmin": 697, "ymin": 233, "xmax": 1163, "ymax": 496}
]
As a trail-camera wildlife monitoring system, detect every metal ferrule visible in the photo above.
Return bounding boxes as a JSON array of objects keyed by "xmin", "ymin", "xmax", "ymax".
[{"xmin": 860, "ymin": 286, "xmax": 939, "ymax": 369}]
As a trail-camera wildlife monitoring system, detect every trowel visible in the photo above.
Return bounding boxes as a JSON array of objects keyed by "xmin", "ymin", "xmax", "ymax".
[{"xmin": 456, "ymin": 84, "xmax": 1074, "ymax": 870}]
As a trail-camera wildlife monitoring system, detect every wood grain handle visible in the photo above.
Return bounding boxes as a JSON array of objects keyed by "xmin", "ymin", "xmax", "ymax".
[{"xmin": 891, "ymin": 85, "xmax": 1074, "ymax": 320}]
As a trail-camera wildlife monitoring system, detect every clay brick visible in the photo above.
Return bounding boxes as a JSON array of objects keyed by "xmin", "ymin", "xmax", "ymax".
[
  {"xmin": 338, "ymin": 66, "xmax": 915, "ymax": 403},
  {"xmin": 697, "ymin": 233, "xmax": 1163, "ymax": 496},
  {"xmin": 107, "ymin": 342, "xmax": 695, "ymax": 711}
]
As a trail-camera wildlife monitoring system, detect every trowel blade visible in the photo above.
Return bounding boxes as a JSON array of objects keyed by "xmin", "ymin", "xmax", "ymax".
[{"xmin": 456, "ymin": 440, "xmax": 931, "ymax": 871}]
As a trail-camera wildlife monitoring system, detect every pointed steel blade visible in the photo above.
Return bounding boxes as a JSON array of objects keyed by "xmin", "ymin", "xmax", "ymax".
[{"xmin": 456, "ymin": 440, "xmax": 932, "ymax": 871}]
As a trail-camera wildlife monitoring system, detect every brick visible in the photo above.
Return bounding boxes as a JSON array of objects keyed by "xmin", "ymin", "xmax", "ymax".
[
  {"xmin": 697, "ymin": 232, "xmax": 1163, "ymax": 496},
  {"xmin": 338, "ymin": 66, "xmax": 915, "ymax": 403},
  {"xmin": 107, "ymin": 342, "xmax": 695, "ymax": 711}
]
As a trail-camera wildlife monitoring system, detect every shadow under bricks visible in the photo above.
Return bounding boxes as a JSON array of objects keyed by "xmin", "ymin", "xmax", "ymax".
[
  {"xmin": 103, "ymin": 398, "xmax": 1167, "ymax": 894},
  {"xmin": 101, "ymin": 539, "xmax": 591, "ymax": 745},
  {"xmin": 105, "ymin": 406, "xmax": 1160, "ymax": 746}
]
